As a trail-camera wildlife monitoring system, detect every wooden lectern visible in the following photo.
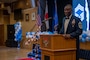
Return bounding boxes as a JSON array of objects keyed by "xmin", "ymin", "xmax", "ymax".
[{"xmin": 40, "ymin": 34, "xmax": 76, "ymax": 60}]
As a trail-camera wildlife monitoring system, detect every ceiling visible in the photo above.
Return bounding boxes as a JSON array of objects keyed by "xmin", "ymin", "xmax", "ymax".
[{"xmin": 0, "ymin": 0, "xmax": 18, "ymax": 3}]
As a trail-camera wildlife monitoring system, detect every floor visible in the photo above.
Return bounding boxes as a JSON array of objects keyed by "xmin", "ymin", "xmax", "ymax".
[
  {"xmin": 0, "ymin": 46, "xmax": 31, "ymax": 60},
  {"xmin": 0, "ymin": 46, "xmax": 86, "ymax": 60}
]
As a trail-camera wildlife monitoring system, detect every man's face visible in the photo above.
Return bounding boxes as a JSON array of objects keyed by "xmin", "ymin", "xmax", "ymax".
[{"xmin": 64, "ymin": 6, "xmax": 72, "ymax": 17}]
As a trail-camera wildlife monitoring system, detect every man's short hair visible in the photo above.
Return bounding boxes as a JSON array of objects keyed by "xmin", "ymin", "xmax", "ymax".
[{"xmin": 64, "ymin": 4, "xmax": 72, "ymax": 9}]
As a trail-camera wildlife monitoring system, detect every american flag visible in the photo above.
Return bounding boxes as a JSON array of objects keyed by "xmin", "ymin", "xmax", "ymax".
[
  {"xmin": 36, "ymin": 14, "xmax": 42, "ymax": 27},
  {"xmin": 36, "ymin": 0, "xmax": 42, "ymax": 27}
]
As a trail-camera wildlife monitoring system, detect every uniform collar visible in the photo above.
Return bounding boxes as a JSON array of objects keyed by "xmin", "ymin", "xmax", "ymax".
[{"xmin": 65, "ymin": 14, "xmax": 72, "ymax": 19}]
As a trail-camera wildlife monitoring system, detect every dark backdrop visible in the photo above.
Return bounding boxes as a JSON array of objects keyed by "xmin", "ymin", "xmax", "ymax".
[{"xmin": 47, "ymin": 0, "xmax": 72, "ymax": 32}]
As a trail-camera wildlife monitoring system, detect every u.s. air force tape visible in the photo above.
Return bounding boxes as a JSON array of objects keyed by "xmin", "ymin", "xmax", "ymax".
[{"xmin": 78, "ymin": 22, "xmax": 82, "ymax": 29}]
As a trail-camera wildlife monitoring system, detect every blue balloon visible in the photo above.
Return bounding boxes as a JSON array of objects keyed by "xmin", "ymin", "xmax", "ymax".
[
  {"xmin": 81, "ymin": 38, "xmax": 86, "ymax": 42},
  {"xmin": 88, "ymin": 37, "xmax": 90, "ymax": 41},
  {"xmin": 82, "ymin": 33, "xmax": 87, "ymax": 38},
  {"xmin": 30, "ymin": 32, "xmax": 33, "ymax": 35},
  {"xmin": 48, "ymin": 31, "xmax": 53, "ymax": 34}
]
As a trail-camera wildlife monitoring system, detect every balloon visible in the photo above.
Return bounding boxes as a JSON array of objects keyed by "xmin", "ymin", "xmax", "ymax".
[
  {"xmin": 82, "ymin": 33, "xmax": 87, "ymax": 38},
  {"xmin": 81, "ymin": 38, "xmax": 86, "ymax": 42}
]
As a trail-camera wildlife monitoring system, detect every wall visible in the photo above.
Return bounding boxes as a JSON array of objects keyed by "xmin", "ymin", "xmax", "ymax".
[
  {"xmin": 13, "ymin": 0, "xmax": 32, "ymax": 9},
  {"xmin": 0, "ymin": 9, "xmax": 10, "ymax": 45},
  {"xmin": 0, "ymin": 10, "xmax": 4, "ymax": 23},
  {"xmin": 0, "ymin": 0, "xmax": 38, "ymax": 49},
  {"xmin": 4, "ymin": 15, "xmax": 10, "ymax": 44},
  {"xmin": 10, "ymin": 7, "xmax": 37, "ymax": 35},
  {"xmin": 22, "ymin": 7, "xmax": 38, "ymax": 35},
  {"xmin": 10, "ymin": 7, "xmax": 38, "ymax": 49}
]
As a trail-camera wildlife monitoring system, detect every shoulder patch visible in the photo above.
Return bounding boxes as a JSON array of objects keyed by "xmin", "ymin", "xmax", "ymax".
[{"xmin": 78, "ymin": 22, "xmax": 82, "ymax": 29}]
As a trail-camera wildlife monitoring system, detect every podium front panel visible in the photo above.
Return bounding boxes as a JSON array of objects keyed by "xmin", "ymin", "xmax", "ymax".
[
  {"xmin": 40, "ymin": 35, "xmax": 52, "ymax": 49},
  {"xmin": 40, "ymin": 34, "xmax": 76, "ymax": 50}
]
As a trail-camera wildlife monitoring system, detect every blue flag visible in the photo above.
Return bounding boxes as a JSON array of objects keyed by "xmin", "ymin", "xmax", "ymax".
[
  {"xmin": 52, "ymin": 0, "xmax": 58, "ymax": 31},
  {"xmin": 73, "ymin": 0, "xmax": 88, "ymax": 31},
  {"xmin": 87, "ymin": 0, "xmax": 90, "ymax": 30}
]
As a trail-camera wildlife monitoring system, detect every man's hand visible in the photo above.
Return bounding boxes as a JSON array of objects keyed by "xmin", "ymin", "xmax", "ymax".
[{"xmin": 63, "ymin": 34, "xmax": 71, "ymax": 39}]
